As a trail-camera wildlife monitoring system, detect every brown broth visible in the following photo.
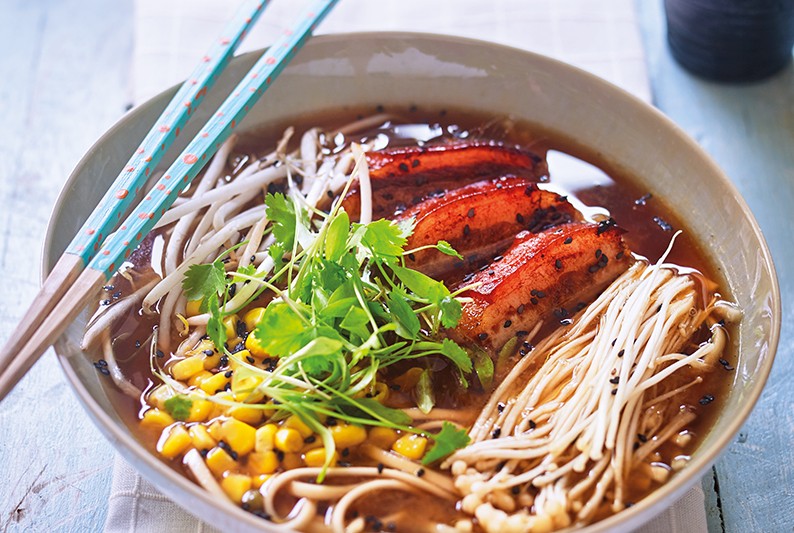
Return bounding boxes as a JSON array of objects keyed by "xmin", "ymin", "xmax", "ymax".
[{"xmin": 95, "ymin": 107, "xmax": 737, "ymax": 530}]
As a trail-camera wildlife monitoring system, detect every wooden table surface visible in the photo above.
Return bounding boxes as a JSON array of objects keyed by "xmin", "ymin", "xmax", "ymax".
[{"xmin": 0, "ymin": 1, "xmax": 791, "ymax": 531}]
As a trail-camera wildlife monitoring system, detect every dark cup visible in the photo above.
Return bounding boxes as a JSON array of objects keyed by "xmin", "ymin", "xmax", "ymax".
[{"xmin": 665, "ymin": 0, "xmax": 794, "ymax": 82}]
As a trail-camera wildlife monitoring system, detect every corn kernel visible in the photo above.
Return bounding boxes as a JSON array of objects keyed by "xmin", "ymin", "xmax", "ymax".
[
  {"xmin": 227, "ymin": 405, "xmax": 264, "ymax": 425},
  {"xmin": 231, "ymin": 372, "xmax": 262, "ymax": 395},
  {"xmin": 243, "ymin": 307, "xmax": 266, "ymax": 332},
  {"xmin": 207, "ymin": 419, "xmax": 223, "ymax": 441},
  {"xmin": 368, "ymin": 427, "xmax": 399, "ymax": 449},
  {"xmin": 148, "ymin": 385, "xmax": 174, "ymax": 410},
  {"xmin": 203, "ymin": 351, "xmax": 222, "ymax": 370},
  {"xmin": 185, "ymin": 299, "xmax": 203, "ymax": 317},
  {"xmin": 206, "ymin": 446, "xmax": 237, "ymax": 477},
  {"xmin": 225, "ymin": 337, "xmax": 243, "ymax": 354},
  {"xmin": 304, "ymin": 448, "xmax": 337, "ymax": 468},
  {"xmin": 187, "ymin": 338, "xmax": 215, "ymax": 356},
  {"xmin": 221, "ymin": 418, "xmax": 257, "ymax": 456},
  {"xmin": 330, "ymin": 423, "xmax": 367, "ymax": 450},
  {"xmin": 199, "ymin": 372, "xmax": 231, "ymax": 394},
  {"xmin": 223, "ymin": 314, "xmax": 240, "ymax": 340},
  {"xmin": 369, "ymin": 382, "xmax": 389, "ymax": 404},
  {"xmin": 141, "ymin": 408, "xmax": 174, "ymax": 430},
  {"xmin": 283, "ymin": 415, "xmax": 313, "ymax": 439},
  {"xmin": 255, "ymin": 424, "xmax": 278, "ymax": 452},
  {"xmin": 282, "ymin": 452, "xmax": 302, "ymax": 470},
  {"xmin": 245, "ymin": 333, "xmax": 268, "ymax": 358},
  {"xmin": 221, "ymin": 473, "xmax": 252, "ymax": 503},
  {"xmin": 158, "ymin": 424, "xmax": 192, "ymax": 459},
  {"xmin": 391, "ymin": 434, "xmax": 428, "ymax": 461},
  {"xmin": 248, "ymin": 450, "xmax": 279, "ymax": 475},
  {"xmin": 186, "ymin": 398, "xmax": 214, "ymax": 423},
  {"xmin": 251, "ymin": 474, "xmax": 271, "ymax": 489},
  {"xmin": 188, "ymin": 370, "xmax": 213, "ymax": 387},
  {"xmin": 274, "ymin": 428, "xmax": 303, "ymax": 453},
  {"xmin": 171, "ymin": 356, "xmax": 205, "ymax": 381},
  {"xmin": 189, "ymin": 424, "xmax": 216, "ymax": 451}
]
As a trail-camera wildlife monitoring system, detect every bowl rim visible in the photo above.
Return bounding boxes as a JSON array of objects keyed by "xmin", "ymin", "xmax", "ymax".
[{"xmin": 43, "ymin": 31, "xmax": 781, "ymax": 532}]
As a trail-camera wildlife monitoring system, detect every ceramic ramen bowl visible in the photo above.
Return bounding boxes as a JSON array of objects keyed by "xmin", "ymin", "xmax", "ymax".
[{"xmin": 43, "ymin": 33, "xmax": 779, "ymax": 532}]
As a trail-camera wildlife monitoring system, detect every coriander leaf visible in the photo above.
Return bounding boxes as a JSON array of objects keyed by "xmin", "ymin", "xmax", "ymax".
[
  {"xmin": 297, "ymin": 337, "xmax": 344, "ymax": 376},
  {"xmin": 268, "ymin": 242, "xmax": 285, "ymax": 263},
  {"xmin": 331, "ymin": 397, "xmax": 413, "ymax": 426},
  {"xmin": 362, "ymin": 219, "xmax": 407, "ymax": 260},
  {"xmin": 325, "ymin": 211, "xmax": 350, "ymax": 262},
  {"xmin": 265, "ymin": 192, "xmax": 297, "ymax": 249},
  {"xmin": 415, "ymin": 369, "xmax": 435, "ymax": 414},
  {"xmin": 471, "ymin": 346, "xmax": 494, "ymax": 389},
  {"xmin": 253, "ymin": 301, "xmax": 310, "ymax": 357},
  {"xmin": 206, "ymin": 292, "xmax": 227, "ymax": 349},
  {"xmin": 231, "ymin": 264, "xmax": 259, "ymax": 284},
  {"xmin": 386, "ymin": 288, "xmax": 421, "ymax": 339},
  {"xmin": 422, "ymin": 421, "xmax": 471, "ymax": 465},
  {"xmin": 439, "ymin": 296, "xmax": 462, "ymax": 328},
  {"xmin": 340, "ymin": 306, "xmax": 371, "ymax": 342},
  {"xmin": 392, "ymin": 265, "xmax": 448, "ymax": 304},
  {"xmin": 435, "ymin": 240, "xmax": 463, "ymax": 260},
  {"xmin": 182, "ymin": 260, "xmax": 226, "ymax": 302},
  {"xmin": 441, "ymin": 338, "xmax": 473, "ymax": 374},
  {"xmin": 163, "ymin": 394, "xmax": 193, "ymax": 421}
]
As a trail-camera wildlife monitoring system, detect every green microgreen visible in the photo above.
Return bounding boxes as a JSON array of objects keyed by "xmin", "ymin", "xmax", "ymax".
[{"xmin": 175, "ymin": 186, "xmax": 477, "ymax": 479}]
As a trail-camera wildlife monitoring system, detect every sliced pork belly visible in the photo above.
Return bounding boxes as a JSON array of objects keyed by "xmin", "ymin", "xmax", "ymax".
[
  {"xmin": 342, "ymin": 141, "xmax": 548, "ymax": 220},
  {"xmin": 398, "ymin": 178, "xmax": 579, "ymax": 278},
  {"xmin": 454, "ymin": 221, "xmax": 632, "ymax": 350}
]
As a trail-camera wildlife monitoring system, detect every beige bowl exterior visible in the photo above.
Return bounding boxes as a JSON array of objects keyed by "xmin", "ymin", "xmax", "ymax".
[{"xmin": 44, "ymin": 33, "xmax": 779, "ymax": 532}]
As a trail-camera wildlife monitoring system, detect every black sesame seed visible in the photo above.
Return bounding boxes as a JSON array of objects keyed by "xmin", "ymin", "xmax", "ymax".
[
  {"xmin": 103, "ymin": 285, "xmax": 114, "ymax": 291},
  {"xmin": 617, "ymin": 349, "xmax": 625, "ymax": 358},
  {"xmin": 412, "ymin": 158, "xmax": 420, "ymax": 167},
  {"xmin": 220, "ymin": 355, "xmax": 229, "ymax": 366},
  {"xmin": 497, "ymin": 402, "xmax": 506, "ymax": 413},
  {"xmin": 611, "ymin": 389, "xmax": 618, "ymax": 395},
  {"xmin": 516, "ymin": 330, "xmax": 529, "ymax": 337},
  {"xmin": 246, "ymin": 355, "xmax": 255, "ymax": 364},
  {"xmin": 377, "ymin": 463, "xmax": 385, "ymax": 473},
  {"xmin": 398, "ymin": 162, "xmax": 409, "ymax": 172},
  {"xmin": 96, "ymin": 359, "xmax": 108, "ymax": 367},
  {"xmin": 530, "ymin": 289, "xmax": 538, "ymax": 296},
  {"xmin": 653, "ymin": 216, "xmax": 673, "ymax": 232},
  {"xmin": 699, "ymin": 394, "xmax": 715, "ymax": 405},
  {"xmin": 635, "ymin": 193, "xmax": 652, "ymax": 206},
  {"xmin": 477, "ymin": 332, "xmax": 489, "ymax": 341},
  {"xmin": 637, "ymin": 433, "xmax": 648, "ymax": 443},
  {"xmin": 611, "ymin": 339, "xmax": 617, "ymax": 347},
  {"xmin": 516, "ymin": 213, "xmax": 525, "ymax": 224},
  {"xmin": 156, "ymin": 349, "xmax": 165, "ymax": 358},
  {"xmin": 555, "ymin": 259, "xmax": 563, "ymax": 270},
  {"xmin": 519, "ymin": 349, "xmax": 527, "ymax": 357},
  {"xmin": 304, "ymin": 435, "xmax": 317, "ymax": 444},
  {"xmin": 503, "ymin": 320, "xmax": 512, "ymax": 328},
  {"xmin": 517, "ymin": 304, "xmax": 525, "ymax": 314},
  {"xmin": 633, "ymin": 442, "xmax": 640, "ymax": 451},
  {"xmin": 98, "ymin": 367, "xmax": 110, "ymax": 376},
  {"xmin": 530, "ymin": 297, "xmax": 539, "ymax": 305},
  {"xmin": 560, "ymin": 319, "xmax": 573, "ymax": 326},
  {"xmin": 416, "ymin": 468, "xmax": 425, "ymax": 477},
  {"xmin": 327, "ymin": 190, "xmax": 334, "ymax": 199},
  {"xmin": 134, "ymin": 340, "xmax": 141, "ymax": 348},
  {"xmin": 224, "ymin": 383, "xmax": 232, "ymax": 391},
  {"xmin": 529, "ymin": 420, "xmax": 536, "ymax": 429},
  {"xmin": 564, "ymin": 237, "xmax": 573, "ymax": 244},
  {"xmin": 199, "ymin": 449, "xmax": 209, "ymax": 458},
  {"xmin": 492, "ymin": 428, "xmax": 502, "ymax": 438},
  {"xmin": 616, "ymin": 250, "xmax": 625, "ymax": 259},
  {"xmin": 463, "ymin": 224, "xmax": 470, "ymax": 236},
  {"xmin": 112, "ymin": 291, "xmax": 122, "ymax": 299},
  {"xmin": 341, "ymin": 448, "xmax": 350, "ymax": 457},
  {"xmin": 467, "ymin": 208, "xmax": 476, "ymax": 219},
  {"xmin": 536, "ymin": 290, "xmax": 546, "ymax": 298},
  {"xmin": 276, "ymin": 450, "xmax": 285, "ymax": 461},
  {"xmin": 597, "ymin": 218, "xmax": 616, "ymax": 235},
  {"xmin": 493, "ymin": 255, "xmax": 503, "ymax": 262},
  {"xmin": 595, "ymin": 249, "xmax": 602, "ymax": 258},
  {"xmin": 338, "ymin": 461, "xmax": 352, "ymax": 467},
  {"xmin": 609, "ymin": 376, "xmax": 620, "ymax": 384},
  {"xmin": 588, "ymin": 264, "xmax": 601, "ymax": 273}
]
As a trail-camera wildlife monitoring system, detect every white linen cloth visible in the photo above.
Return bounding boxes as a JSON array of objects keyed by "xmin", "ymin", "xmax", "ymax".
[{"xmin": 108, "ymin": 1, "xmax": 708, "ymax": 531}]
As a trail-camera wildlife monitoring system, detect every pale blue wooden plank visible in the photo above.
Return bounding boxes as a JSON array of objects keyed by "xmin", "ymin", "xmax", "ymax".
[
  {"xmin": 0, "ymin": 0, "xmax": 132, "ymax": 531},
  {"xmin": 638, "ymin": 1, "xmax": 794, "ymax": 532}
]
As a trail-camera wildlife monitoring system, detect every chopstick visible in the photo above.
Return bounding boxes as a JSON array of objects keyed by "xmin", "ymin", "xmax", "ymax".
[
  {"xmin": 0, "ymin": 0, "xmax": 269, "ymax": 388},
  {"xmin": 0, "ymin": 0, "xmax": 339, "ymax": 402}
]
